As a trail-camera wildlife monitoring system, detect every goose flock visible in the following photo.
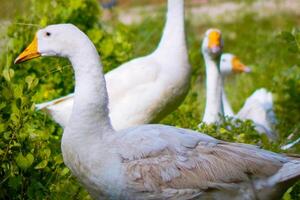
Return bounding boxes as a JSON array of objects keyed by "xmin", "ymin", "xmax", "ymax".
[{"xmin": 14, "ymin": 0, "xmax": 300, "ymax": 199}]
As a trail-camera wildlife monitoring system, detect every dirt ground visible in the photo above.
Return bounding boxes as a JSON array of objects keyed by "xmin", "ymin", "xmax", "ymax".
[{"xmin": 113, "ymin": 0, "xmax": 300, "ymax": 24}]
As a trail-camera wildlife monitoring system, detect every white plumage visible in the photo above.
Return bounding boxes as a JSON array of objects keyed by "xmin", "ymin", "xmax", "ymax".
[
  {"xmin": 220, "ymin": 53, "xmax": 277, "ymax": 139},
  {"xmin": 14, "ymin": 23, "xmax": 300, "ymax": 200},
  {"xmin": 202, "ymin": 29, "xmax": 224, "ymax": 124},
  {"xmin": 281, "ymin": 136, "xmax": 300, "ymax": 150},
  {"xmin": 35, "ymin": 0, "xmax": 191, "ymax": 130}
]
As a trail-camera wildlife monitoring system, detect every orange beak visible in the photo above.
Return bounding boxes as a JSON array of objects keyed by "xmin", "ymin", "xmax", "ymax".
[
  {"xmin": 208, "ymin": 31, "xmax": 221, "ymax": 52},
  {"xmin": 232, "ymin": 57, "xmax": 251, "ymax": 73},
  {"xmin": 14, "ymin": 35, "xmax": 40, "ymax": 64}
]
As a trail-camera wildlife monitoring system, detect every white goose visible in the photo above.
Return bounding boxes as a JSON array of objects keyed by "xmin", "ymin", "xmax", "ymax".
[
  {"xmin": 15, "ymin": 24, "xmax": 300, "ymax": 200},
  {"xmin": 202, "ymin": 29, "xmax": 224, "ymax": 124},
  {"xmin": 220, "ymin": 53, "xmax": 251, "ymax": 117},
  {"xmin": 220, "ymin": 53, "xmax": 277, "ymax": 139},
  {"xmin": 35, "ymin": 0, "xmax": 191, "ymax": 130}
]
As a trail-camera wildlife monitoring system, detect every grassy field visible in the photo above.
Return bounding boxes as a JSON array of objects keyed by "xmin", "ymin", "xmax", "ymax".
[{"xmin": 0, "ymin": 0, "xmax": 300, "ymax": 199}]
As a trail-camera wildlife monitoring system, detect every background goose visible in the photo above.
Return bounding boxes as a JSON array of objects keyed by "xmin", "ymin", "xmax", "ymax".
[
  {"xmin": 15, "ymin": 24, "xmax": 300, "ymax": 199},
  {"xmin": 35, "ymin": 0, "xmax": 191, "ymax": 130},
  {"xmin": 220, "ymin": 53, "xmax": 251, "ymax": 117},
  {"xmin": 220, "ymin": 53, "xmax": 277, "ymax": 139},
  {"xmin": 202, "ymin": 29, "xmax": 224, "ymax": 124}
]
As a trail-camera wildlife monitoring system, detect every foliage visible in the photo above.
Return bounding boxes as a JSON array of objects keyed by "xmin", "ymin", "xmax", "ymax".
[
  {"xmin": 273, "ymin": 28, "xmax": 300, "ymax": 155},
  {"xmin": 278, "ymin": 28, "xmax": 300, "ymax": 53},
  {"xmin": 0, "ymin": 0, "xmax": 133, "ymax": 199},
  {"xmin": 273, "ymin": 66, "xmax": 300, "ymax": 141},
  {"xmin": 198, "ymin": 117, "xmax": 267, "ymax": 145}
]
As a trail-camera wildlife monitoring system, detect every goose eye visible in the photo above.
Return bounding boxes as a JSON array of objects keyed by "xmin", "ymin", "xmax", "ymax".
[{"xmin": 45, "ymin": 32, "xmax": 51, "ymax": 37}]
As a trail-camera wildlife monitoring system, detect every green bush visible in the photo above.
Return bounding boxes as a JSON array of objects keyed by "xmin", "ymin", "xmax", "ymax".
[
  {"xmin": 272, "ymin": 29, "xmax": 300, "ymax": 154},
  {"xmin": 0, "ymin": 0, "xmax": 133, "ymax": 199},
  {"xmin": 274, "ymin": 66, "xmax": 300, "ymax": 135}
]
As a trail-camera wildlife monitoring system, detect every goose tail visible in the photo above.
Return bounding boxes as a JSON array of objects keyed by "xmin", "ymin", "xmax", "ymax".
[
  {"xmin": 34, "ymin": 94, "xmax": 74, "ymax": 128},
  {"xmin": 237, "ymin": 88, "xmax": 277, "ymax": 139},
  {"xmin": 36, "ymin": 101, "xmax": 53, "ymax": 111},
  {"xmin": 35, "ymin": 93, "xmax": 74, "ymax": 111},
  {"xmin": 256, "ymin": 159, "xmax": 300, "ymax": 199},
  {"xmin": 273, "ymin": 161, "xmax": 300, "ymax": 185}
]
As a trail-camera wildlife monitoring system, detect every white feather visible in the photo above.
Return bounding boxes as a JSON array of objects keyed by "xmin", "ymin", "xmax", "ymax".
[{"xmin": 237, "ymin": 88, "xmax": 277, "ymax": 139}]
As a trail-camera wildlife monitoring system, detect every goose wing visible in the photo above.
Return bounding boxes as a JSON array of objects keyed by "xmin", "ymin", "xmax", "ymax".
[
  {"xmin": 237, "ymin": 88, "xmax": 277, "ymax": 139},
  {"xmin": 117, "ymin": 125, "xmax": 286, "ymax": 199}
]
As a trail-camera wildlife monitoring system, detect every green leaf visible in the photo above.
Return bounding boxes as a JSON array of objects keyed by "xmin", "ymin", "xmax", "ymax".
[
  {"xmin": 69, "ymin": 0, "xmax": 82, "ymax": 10},
  {"xmin": 0, "ymin": 149, "xmax": 5, "ymax": 156},
  {"xmin": 2, "ymin": 68, "xmax": 15, "ymax": 82},
  {"xmin": 34, "ymin": 160, "xmax": 48, "ymax": 169},
  {"xmin": 6, "ymin": 54, "xmax": 13, "ymax": 66},
  {"xmin": 3, "ymin": 132, "xmax": 11, "ymax": 140},
  {"xmin": 0, "ymin": 102, "xmax": 6, "ymax": 110},
  {"xmin": 280, "ymin": 31, "xmax": 295, "ymax": 42},
  {"xmin": 40, "ymin": 148, "xmax": 51, "ymax": 159},
  {"xmin": 88, "ymin": 29, "xmax": 104, "ymax": 44},
  {"xmin": 12, "ymin": 141, "xmax": 21, "ymax": 148},
  {"xmin": 10, "ymin": 113, "xmax": 20, "ymax": 125},
  {"xmin": 8, "ymin": 176, "xmax": 22, "ymax": 190},
  {"xmin": 25, "ymin": 75, "xmax": 39, "ymax": 89},
  {"xmin": 39, "ymin": 17, "xmax": 48, "ymax": 27},
  {"xmin": 54, "ymin": 155, "xmax": 64, "ymax": 165},
  {"xmin": 288, "ymin": 43, "xmax": 299, "ymax": 53},
  {"xmin": 100, "ymin": 37, "xmax": 114, "ymax": 57},
  {"xmin": 0, "ymin": 123, "xmax": 6, "ymax": 133},
  {"xmin": 15, "ymin": 153, "xmax": 34, "ymax": 170},
  {"xmin": 32, "ymin": 78, "xmax": 39, "ymax": 89},
  {"xmin": 13, "ymin": 85, "xmax": 23, "ymax": 98},
  {"xmin": 60, "ymin": 167, "xmax": 70, "ymax": 176},
  {"xmin": 282, "ymin": 187, "xmax": 292, "ymax": 200}
]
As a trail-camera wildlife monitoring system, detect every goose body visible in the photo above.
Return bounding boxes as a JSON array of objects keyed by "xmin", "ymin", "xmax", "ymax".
[
  {"xmin": 220, "ymin": 53, "xmax": 277, "ymax": 139},
  {"xmin": 35, "ymin": 0, "xmax": 190, "ymax": 130},
  {"xmin": 15, "ymin": 25, "xmax": 300, "ymax": 200}
]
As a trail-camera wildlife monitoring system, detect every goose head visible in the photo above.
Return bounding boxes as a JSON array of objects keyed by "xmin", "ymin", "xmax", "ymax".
[
  {"xmin": 220, "ymin": 53, "xmax": 251, "ymax": 75},
  {"xmin": 201, "ymin": 28, "xmax": 223, "ymax": 59},
  {"xmin": 15, "ymin": 24, "xmax": 93, "ymax": 64}
]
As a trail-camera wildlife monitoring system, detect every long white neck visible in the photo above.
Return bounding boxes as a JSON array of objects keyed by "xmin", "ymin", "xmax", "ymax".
[
  {"xmin": 154, "ymin": 0, "xmax": 186, "ymax": 55},
  {"xmin": 221, "ymin": 86, "xmax": 235, "ymax": 117},
  {"xmin": 66, "ymin": 40, "xmax": 114, "ymax": 138},
  {"xmin": 202, "ymin": 54, "xmax": 224, "ymax": 124}
]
